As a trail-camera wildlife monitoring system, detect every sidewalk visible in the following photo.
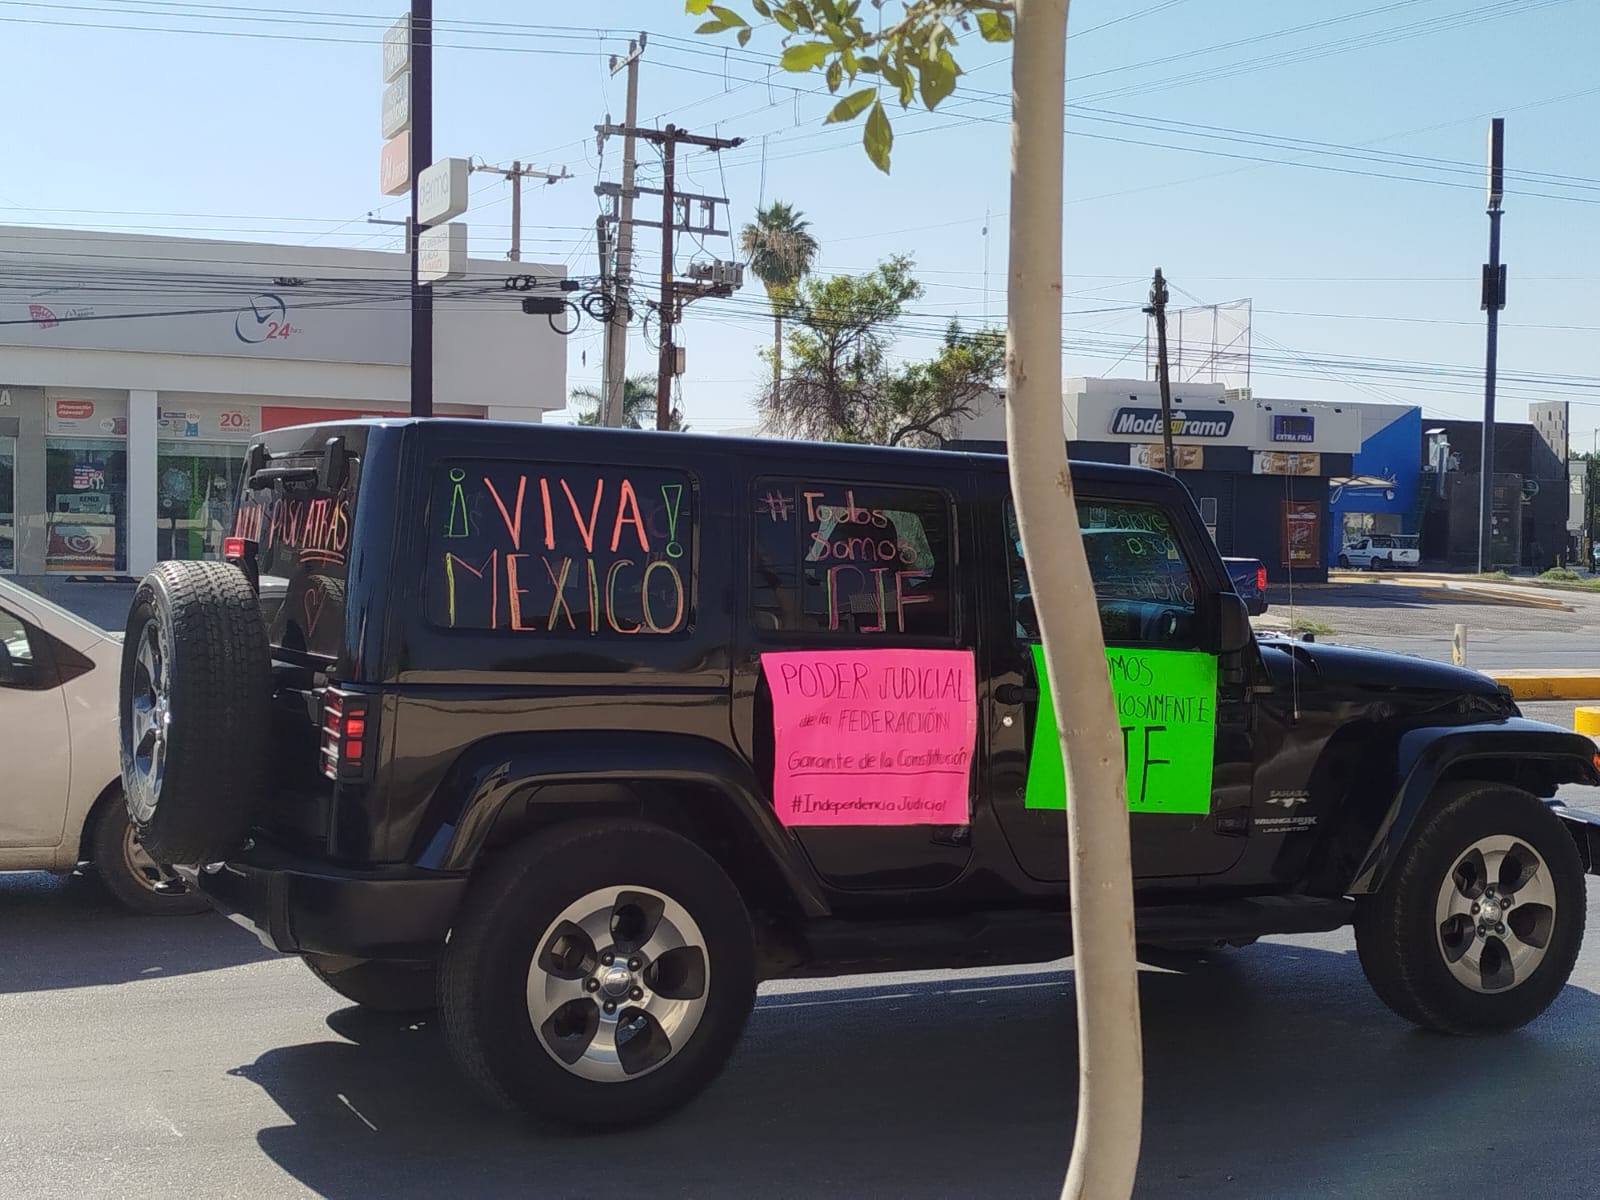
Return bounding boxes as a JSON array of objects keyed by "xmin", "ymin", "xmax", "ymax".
[{"xmin": 1327, "ymin": 570, "xmax": 1573, "ymax": 611}]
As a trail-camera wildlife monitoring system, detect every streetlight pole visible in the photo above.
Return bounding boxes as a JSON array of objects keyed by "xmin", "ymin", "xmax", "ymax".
[{"xmin": 1477, "ymin": 118, "xmax": 1506, "ymax": 572}]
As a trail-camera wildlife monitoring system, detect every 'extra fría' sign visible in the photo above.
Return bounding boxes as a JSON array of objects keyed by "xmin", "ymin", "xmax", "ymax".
[{"xmin": 1109, "ymin": 407, "xmax": 1235, "ymax": 439}]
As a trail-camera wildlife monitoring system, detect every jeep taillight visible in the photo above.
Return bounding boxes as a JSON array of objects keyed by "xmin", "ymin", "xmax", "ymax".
[
  {"xmin": 1256, "ymin": 565, "xmax": 1268, "ymax": 594},
  {"xmin": 321, "ymin": 689, "xmax": 370, "ymax": 781},
  {"xmin": 223, "ymin": 536, "xmax": 260, "ymax": 592}
]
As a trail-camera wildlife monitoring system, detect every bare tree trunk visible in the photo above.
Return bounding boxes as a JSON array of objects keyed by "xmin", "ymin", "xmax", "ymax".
[{"xmin": 1004, "ymin": 3, "xmax": 1144, "ymax": 1198}]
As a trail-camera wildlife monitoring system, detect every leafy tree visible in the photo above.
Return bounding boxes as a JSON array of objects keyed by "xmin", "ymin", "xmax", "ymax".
[
  {"xmin": 569, "ymin": 374, "xmax": 687, "ymax": 431},
  {"xmin": 765, "ymin": 255, "xmax": 1001, "ymax": 446},
  {"xmin": 740, "ymin": 200, "xmax": 821, "ymax": 394},
  {"xmin": 687, "ymin": 5, "xmax": 1144, "ymax": 1198}
]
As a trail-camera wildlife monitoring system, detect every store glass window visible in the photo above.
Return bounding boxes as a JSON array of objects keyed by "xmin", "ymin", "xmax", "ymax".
[
  {"xmin": 157, "ymin": 442, "xmax": 245, "ymax": 561},
  {"xmin": 0, "ymin": 436, "xmax": 15, "ymax": 573},
  {"xmin": 44, "ymin": 439, "xmax": 127, "ymax": 573}
]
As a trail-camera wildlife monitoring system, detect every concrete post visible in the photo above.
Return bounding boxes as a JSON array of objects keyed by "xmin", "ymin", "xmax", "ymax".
[
  {"xmin": 126, "ymin": 389, "xmax": 159, "ymax": 577},
  {"xmin": 1452, "ymin": 623, "xmax": 1467, "ymax": 666}
]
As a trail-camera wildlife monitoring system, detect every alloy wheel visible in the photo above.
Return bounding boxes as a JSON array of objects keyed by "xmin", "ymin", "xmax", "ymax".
[
  {"xmin": 127, "ymin": 620, "xmax": 170, "ymax": 824},
  {"xmin": 1433, "ymin": 834, "xmax": 1557, "ymax": 993},
  {"xmin": 526, "ymin": 886, "xmax": 710, "ymax": 1083}
]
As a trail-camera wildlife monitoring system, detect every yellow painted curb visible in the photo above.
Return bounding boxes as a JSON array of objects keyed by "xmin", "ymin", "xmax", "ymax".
[
  {"xmin": 1576, "ymin": 707, "xmax": 1600, "ymax": 736},
  {"xmin": 1489, "ymin": 672, "xmax": 1600, "ymax": 701}
]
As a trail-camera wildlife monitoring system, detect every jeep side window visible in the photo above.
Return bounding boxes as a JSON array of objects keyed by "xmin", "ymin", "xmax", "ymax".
[
  {"xmin": 751, "ymin": 478, "xmax": 954, "ymax": 639},
  {"xmin": 1007, "ymin": 499, "xmax": 1198, "ymax": 649},
  {"xmin": 428, "ymin": 460, "xmax": 694, "ymax": 636}
]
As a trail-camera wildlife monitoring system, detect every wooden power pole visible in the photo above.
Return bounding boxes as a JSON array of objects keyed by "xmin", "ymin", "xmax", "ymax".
[
  {"xmin": 471, "ymin": 161, "xmax": 571, "ymax": 261},
  {"xmin": 1145, "ymin": 267, "xmax": 1176, "ymax": 475}
]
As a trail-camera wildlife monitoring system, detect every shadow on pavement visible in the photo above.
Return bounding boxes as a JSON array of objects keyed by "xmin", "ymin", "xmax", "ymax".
[
  {"xmin": 233, "ymin": 939, "xmax": 1600, "ymax": 1199},
  {"xmin": 0, "ymin": 870, "xmax": 276, "ymax": 993}
]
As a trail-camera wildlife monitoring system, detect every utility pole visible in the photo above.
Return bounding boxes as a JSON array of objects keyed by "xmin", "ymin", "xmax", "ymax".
[
  {"xmin": 471, "ymin": 161, "xmax": 571, "ymax": 261},
  {"xmin": 1478, "ymin": 117, "xmax": 1508, "ymax": 573},
  {"xmin": 1145, "ymin": 267, "xmax": 1176, "ymax": 475},
  {"xmin": 408, "ymin": 0, "xmax": 432, "ymax": 417},
  {"xmin": 596, "ymin": 120, "xmax": 743, "ymax": 430},
  {"xmin": 657, "ymin": 131, "xmax": 679, "ymax": 431},
  {"xmin": 598, "ymin": 35, "xmax": 645, "ymax": 429}
]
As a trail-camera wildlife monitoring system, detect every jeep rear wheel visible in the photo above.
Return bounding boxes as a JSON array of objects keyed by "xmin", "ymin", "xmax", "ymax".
[
  {"xmin": 120, "ymin": 561, "xmax": 271, "ymax": 865},
  {"xmin": 440, "ymin": 819, "xmax": 755, "ymax": 1130},
  {"xmin": 1355, "ymin": 782, "xmax": 1585, "ymax": 1035}
]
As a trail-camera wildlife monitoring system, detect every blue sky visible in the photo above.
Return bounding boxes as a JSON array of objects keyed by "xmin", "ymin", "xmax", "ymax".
[{"xmin": 4, "ymin": 0, "xmax": 1599, "ymax": 439}]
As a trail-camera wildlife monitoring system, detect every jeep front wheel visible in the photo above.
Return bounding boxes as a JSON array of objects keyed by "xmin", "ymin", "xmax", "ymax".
[
  {"xmin": 440, "ymin": 819, "xmax": 756, "ymax": 1129},
  {"xmin": 1354, "ymin": 782, "xmax": 1585, "ymax": 1035}
]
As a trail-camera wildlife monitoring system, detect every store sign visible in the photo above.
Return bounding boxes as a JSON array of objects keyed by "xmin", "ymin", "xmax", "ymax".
[
  {"xmin": 1254, "ymin": 451, "xmax": 1322, "ymax": 476},
  {"xmin": 1110, "ymin": 407, "xmax": 1234, "ymax": 439},
  {"xmin": 49, "ymin": 397, "xmax": 127, "ymax": 436},
  {"xmin": 234, "ymin": 294, "xmax": 302, "ymax": 345},
  {"xmin": 1271, "ymin": 414, "xmax": 1316, "ymax": 443},
  {"xmin": 158, "ymin": 404, "xmax": 257, "ymax": 441},
  {"xmin": 416, "ymin": 156, "xmax": 471, "ymax": 225},
  {"xmin": 381, "ymin": 72, "xmax": 411, "ymax": 139},
  {"xmin": 382, "ymin": 14, "xmax": 410, "ymax": 82},
  {"xmin": 380, "ymin": 131, "xmax": 411, "ymax": 196},
  {"xmin": 419, "ymin": 223, "xmax": 469, "ymax": 283}
]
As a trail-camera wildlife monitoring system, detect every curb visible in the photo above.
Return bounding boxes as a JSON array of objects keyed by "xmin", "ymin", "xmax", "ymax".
[{"xmin": 1488, "ymin": 671, "xmax": 1600, "ymax": 701}]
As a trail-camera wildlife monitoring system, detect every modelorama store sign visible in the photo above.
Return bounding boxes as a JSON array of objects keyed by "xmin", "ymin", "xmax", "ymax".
[{"xmin": 1109, "ymin": 406, "xmax": 1235, "ymax": 439}]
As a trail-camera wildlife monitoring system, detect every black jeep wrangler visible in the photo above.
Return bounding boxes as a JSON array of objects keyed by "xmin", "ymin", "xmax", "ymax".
[{"xmin": 120, "ymin": 419, "xmax": 1600, "ymax": 1130}]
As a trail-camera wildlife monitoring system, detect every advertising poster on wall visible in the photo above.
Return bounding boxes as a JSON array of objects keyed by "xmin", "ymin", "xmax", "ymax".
[
  {"xmin": 1282, "ymin": 501, "xmax": 1322, "ymax": 568},
  {"xmin": 1133, "ymin": 443, "xmax": 1205, "ymax": 471},
  {"xmin": 48, "ymin": 397, "xmax": 128, "ymax": 437},
  {"xmin": 1254, "ymin": 451, "xmax": 1322, "ymax": 477}
]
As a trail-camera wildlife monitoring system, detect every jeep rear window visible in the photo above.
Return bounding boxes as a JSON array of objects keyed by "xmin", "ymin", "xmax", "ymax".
[
  {"xmin": 232, "ymin": 455, "xmax": 359, "ymax": 660},
  {"xmin": 751, "ymin": 478, "xmax": 954, "ymax": 639},
  {"xmin": 428, "ymin": 460, "xmax": 693, "ymax": 636}
]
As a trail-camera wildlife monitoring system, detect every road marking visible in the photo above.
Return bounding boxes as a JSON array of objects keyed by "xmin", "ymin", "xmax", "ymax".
[
  {"xmin": 336, "ymin": 1093, "xmax": 378, "ymax": 1132},
  {"xmin": 758, "ymin": 992, "xmax": 914, "ymax": 1011},
  {"xmin": 946, "ymin": 980, "xmax": 1064, "ymax": 995}
]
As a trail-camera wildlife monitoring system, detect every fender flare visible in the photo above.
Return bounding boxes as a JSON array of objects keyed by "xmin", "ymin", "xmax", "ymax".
[
  {"xmin": 1346, "ymin": 718, "xmax": 1600, "ymax": 894},
  {"xmin": 411, "ymin": 729, "xmax": 829, "ymax": 917}
]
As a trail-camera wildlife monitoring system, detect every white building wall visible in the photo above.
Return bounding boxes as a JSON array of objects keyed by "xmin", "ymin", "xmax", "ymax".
[{"xmin": 0, "ymin": 226, "xmax": 567, "ymax": 578}]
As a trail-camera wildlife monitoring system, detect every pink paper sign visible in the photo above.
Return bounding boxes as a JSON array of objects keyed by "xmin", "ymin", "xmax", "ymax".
[{"xmin": 762, "ymin": 649, "xmax": 977, "ymax": 827}]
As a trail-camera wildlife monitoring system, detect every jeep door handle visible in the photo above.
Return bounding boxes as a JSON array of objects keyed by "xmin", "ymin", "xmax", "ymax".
[{"xmin": 995, "ymin": 683, "xmax": 1039, "ymax": 705}]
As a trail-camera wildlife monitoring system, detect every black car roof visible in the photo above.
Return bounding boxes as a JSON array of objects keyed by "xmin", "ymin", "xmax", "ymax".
[{"xmin": 277, "ymin": 416, "xmax": 1179, "ymax": 494}]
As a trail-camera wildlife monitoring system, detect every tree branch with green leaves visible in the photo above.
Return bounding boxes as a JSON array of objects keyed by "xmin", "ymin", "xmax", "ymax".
[{"xmin": 687, "ymin": 0, "xmax": 1013, "ymax": 171}]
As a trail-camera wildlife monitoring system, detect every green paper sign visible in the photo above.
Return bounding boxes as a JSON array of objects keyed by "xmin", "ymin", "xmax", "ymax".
[{"xmin": 1024, "ymin": 643, "xmax": 1217, "ymax": 815}]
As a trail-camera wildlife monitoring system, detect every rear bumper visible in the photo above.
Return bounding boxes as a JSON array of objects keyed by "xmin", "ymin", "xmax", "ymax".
[{"xmin": 178, "ymin": 843, "xmax": 468, "ymax": 960}]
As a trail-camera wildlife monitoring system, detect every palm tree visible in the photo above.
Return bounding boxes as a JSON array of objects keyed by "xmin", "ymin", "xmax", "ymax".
[
  {"xmin": 570, "ymin": 374, "xmax": 686, "ymax": 431},
  {"xmin": 740, "ymin": 201, "xmax": 820, "ymax": 396}
]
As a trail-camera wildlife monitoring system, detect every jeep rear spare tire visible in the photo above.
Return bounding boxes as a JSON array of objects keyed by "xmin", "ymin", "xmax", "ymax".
[
  {"xmin": 120, "ymin": 560, "xmax": 271, "ymax": 865},
  {"xmin": 1354, "ymin": 781, "xmax": 1585, "ymax": 1035},
  {"xmin": 441, "ymin": 819, "xmax": 756, "ymax": 1130}
]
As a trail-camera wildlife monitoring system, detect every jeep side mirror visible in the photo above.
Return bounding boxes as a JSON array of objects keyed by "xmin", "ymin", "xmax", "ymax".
[{"xmin": 1218, "ymin": 592, "xmax": 1253, "ymax": 655}]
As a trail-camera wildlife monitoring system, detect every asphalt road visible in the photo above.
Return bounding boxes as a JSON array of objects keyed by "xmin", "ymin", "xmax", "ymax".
[{"xmin": 7, "ymin": 869, "xmax": 1600, "ymax": 1200}]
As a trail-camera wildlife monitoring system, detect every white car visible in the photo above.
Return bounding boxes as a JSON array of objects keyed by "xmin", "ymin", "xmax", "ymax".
[
  {"xmin": 0, "ymin": 578, "xmax": 204, "ymax": 914},
  {"xmin": 1338, "ymin": 534, "xmax": 1420, "ymax": 571}
]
